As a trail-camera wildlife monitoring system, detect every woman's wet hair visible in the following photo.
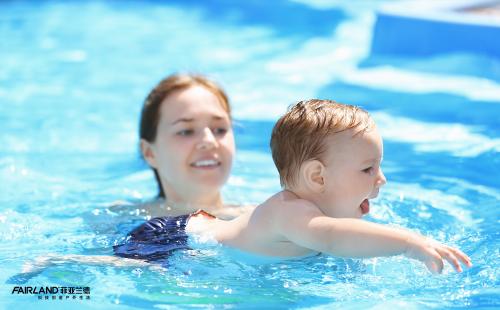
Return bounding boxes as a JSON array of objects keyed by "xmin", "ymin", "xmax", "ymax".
[{"xmin": 140, "ymin": 73, "xmax": 231, "ymax": 197}]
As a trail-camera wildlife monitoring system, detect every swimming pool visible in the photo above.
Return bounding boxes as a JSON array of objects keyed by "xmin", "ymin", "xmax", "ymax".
[{"xmin": 1, "ymin": 0, "xmax": 499, "ymax": 309}]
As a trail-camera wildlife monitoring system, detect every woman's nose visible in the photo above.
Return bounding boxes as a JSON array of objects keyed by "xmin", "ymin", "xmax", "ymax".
[{"xmin": 197, "ymin": 128, "xmax": 217, "ymax": 150}]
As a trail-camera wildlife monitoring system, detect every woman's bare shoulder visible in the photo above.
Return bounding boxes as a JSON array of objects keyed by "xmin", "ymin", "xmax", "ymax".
[{"xmin": 213, "ymin": 204, "xmax": 256, "ymax": 220}]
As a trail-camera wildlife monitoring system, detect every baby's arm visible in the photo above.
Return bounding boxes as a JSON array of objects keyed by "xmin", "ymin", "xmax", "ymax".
[{"xmin": 277, "ymin": 201, "xmax": 472, "ymax": 274}]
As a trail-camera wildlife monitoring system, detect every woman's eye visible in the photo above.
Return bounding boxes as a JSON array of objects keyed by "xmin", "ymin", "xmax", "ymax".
[
  {"xmin": 213, "ymin": 127, "xmax": 228, "ymax": 135},
  {"xmin": 177, "ymin": 129, "xmax": 194, "ymax": 136}
]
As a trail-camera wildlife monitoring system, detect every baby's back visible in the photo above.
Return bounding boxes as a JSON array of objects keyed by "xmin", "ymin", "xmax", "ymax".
[{"xmin": 216, "ymin": 191, "xmax": 317, "ymax": 257}]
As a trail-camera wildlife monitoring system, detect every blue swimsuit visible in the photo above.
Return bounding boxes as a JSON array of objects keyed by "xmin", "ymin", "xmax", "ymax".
[{"xmin": 113, "ymin": 210, "xmax": 214, "ymax": 261}]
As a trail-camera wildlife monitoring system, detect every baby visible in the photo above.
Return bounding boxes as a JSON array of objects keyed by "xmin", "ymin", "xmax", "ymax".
[{"xmin": 182, "ymin": 99, "xmax": 472, "ymax": 273}]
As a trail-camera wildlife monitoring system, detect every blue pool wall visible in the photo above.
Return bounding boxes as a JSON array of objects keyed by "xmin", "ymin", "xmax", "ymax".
[{"xmin": 371, "ymin": 1, "xmax": 500, "ymax": 59}]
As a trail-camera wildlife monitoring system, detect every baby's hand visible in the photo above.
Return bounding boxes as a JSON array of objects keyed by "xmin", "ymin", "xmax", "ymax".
[{"xmin": 404, "ymin": 234, "xmax": 472, "ymax": 274}]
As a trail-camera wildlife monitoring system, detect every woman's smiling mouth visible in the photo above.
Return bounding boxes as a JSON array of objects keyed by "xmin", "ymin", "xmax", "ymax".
[{"xmin": 190, "ymin": 159, "xmax": 221, "ymax": 169}]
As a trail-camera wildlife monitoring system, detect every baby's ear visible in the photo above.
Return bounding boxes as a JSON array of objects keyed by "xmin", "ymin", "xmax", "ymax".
[
  {"xmin": 140, "ymin": 139, "xmax": 158, "ymax": 168},
  {"xmin": 301, "ymin": 160, "xmax": 325, "ymax": 193}
]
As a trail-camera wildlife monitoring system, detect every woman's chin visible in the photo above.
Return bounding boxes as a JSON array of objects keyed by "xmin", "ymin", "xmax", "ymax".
[
  {"xmin": 192, "ymin": 178, "xmax": 227, "ymax": 193},
  {"xmin": 189, "ymin": 170, "xmax": 227, "ymax": 184}
]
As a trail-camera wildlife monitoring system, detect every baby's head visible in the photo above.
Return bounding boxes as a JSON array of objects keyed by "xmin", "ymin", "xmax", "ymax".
[{"xmin": 270, "ymin": 99, "xmax": 386, "ymax": 218}]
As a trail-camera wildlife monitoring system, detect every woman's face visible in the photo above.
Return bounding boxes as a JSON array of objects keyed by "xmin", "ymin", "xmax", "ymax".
[{"xmin": 142, "ymin": 85, "xmax": 235, "ymax": 202}]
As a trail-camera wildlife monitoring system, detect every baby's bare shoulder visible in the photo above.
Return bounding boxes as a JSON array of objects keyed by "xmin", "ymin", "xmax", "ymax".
[{"xmin": 263, "ymin": 191, "xmax": 319, "ymax": 213}]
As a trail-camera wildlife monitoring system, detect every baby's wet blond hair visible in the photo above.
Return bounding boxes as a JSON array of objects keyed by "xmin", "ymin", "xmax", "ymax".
[{"xmin": 270, "ymin": 99, "xmax": 373, "ymax": 187}]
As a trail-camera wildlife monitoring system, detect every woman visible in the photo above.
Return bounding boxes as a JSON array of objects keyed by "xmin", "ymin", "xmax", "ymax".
[
  {"xmin": 14, "ymin": 74, "xmax": 252, "ymax": 279},
  {"xmin": 132, "ymin": 73, "xmax": 247, "ymax": 219},
  {"xmin": 113, "ymin": 73, "xmax": 253, "ymax": 260}
]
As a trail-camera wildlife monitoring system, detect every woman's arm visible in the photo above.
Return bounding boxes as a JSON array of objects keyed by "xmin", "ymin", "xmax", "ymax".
[{"xmin": 9, "ymin": 254, "xmax": 164, "ymax": 284}]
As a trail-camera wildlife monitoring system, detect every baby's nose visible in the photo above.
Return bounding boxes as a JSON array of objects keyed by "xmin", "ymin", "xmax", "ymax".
[{"xmin": 377, "ymin": 168, "xmax": 387, "ymax": 187}]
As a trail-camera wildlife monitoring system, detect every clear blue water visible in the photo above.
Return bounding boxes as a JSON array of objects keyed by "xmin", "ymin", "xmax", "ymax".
[{"xmin": 1, "ymin": 1, "xmax": 499, "ymax": 309}]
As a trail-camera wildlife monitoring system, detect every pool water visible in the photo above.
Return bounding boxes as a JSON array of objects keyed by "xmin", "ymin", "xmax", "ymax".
[{"xmin": 1, "ymin": 0, "xmax": 499, "ymax": 309}]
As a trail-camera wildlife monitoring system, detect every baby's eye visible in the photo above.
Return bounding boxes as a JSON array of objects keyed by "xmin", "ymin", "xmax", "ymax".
[
  {"xmin": 362, "ymin": 167, "xmax": 374, "ymax": 174},
  {"xmin": 177, "ymin": 129, "xmax": 194, "ymax": 136},
  {"xmin": 213, "ymin": 127, "xmax": 228, "ymax": 135}
]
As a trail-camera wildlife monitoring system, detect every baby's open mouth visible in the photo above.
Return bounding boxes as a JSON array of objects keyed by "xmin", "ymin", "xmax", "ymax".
[{"xmin": 360, "ymin": 199, "xmax": 370, "ymax": 215}]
